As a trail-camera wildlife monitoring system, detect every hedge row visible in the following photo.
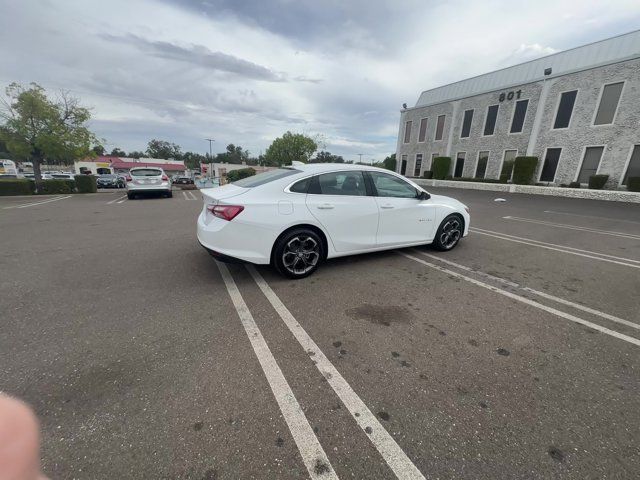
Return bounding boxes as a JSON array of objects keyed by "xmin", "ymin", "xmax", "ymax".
[
  {"xmin": 512, "ymin": 156, "xmax": 538, "ymax": 185},
  {"xmin": 448, "ymin": 177, "xmax": 506, "ymax": 184},
  {"xmin": 431, "ymin": 157, "xmax": 451, "ymax": 180},
  {"xmin": 0, "ymin": 179, "xmax": 35, "ymax": 196},
  {"xmin": 0, "ymin": 175, "xmax": 97, "ymax": 195},
  {"xmin": 227, "ymin": 168, "xmax": 256, "ymax": 182},
  {"xmin": 628, "ymin": 177, "xmax": 640, "ymax": 192}
]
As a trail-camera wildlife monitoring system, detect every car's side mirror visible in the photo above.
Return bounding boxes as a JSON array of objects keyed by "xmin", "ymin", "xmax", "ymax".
[{"xmin": 417, "ymin": 190, "xmax": 430, "ymax": 200}]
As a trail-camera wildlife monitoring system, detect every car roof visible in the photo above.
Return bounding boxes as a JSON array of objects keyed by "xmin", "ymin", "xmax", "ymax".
[{"xmin": 288, "ymin": 163, "xmax": 393, "ymax": 174}]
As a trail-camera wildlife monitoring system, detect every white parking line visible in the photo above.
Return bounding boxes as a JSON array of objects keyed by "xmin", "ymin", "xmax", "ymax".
[
  {"xmin": 182, "ymin": 191, "xmax": 189, "ymax": 200},
  {"xmin": 3, "ymin": 195, "xmax": 72, "ymax": 209},
  {"xmin": 544, "ymin": 210, "xmax": 640, "ymax": 225},
  {"xmin": 416, "ymin": 251, "xmax": 640, "ymax": 332},
  {"xmin": 247, "ymin": 265, "xmax": 426, "ymax": 480},
  {"xmin": 216, "ymin": 262, "xmax": 338, "ymax": 480},
  {"xmin": 182, "ymin": 190, "xmax": 198, "ymax": 200},
  {"xmin": 399, "ymin": 252, "xmax": 640, "ymax": 347},
  {"xmin": 189, "ymin": 190, "xmax": 198, "ymax": 200},
  {"xmin": 471, "ymin": 227, "xmax": 640, "ymax": 269},
  {"xmin": 107, "ymin": 195, "xmax": 127, "ymax": 204},
  {"xmin": 502, "ymin": 216, "xmax": 640, "ymax": 240}
]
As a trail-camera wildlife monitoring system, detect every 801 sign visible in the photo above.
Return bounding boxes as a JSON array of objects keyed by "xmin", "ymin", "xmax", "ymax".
[{"xmin": 498, "ymin": 90, "xmax": 522, "ymax": 102}]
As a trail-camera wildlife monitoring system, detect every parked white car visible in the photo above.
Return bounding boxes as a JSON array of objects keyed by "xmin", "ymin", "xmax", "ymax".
[
  {"xmin": 126, "ymin": 167, "xmax": 172, "ymax": 199},
  {"xmin": 197, "ymin": 163, "xmax": 469, "ymax": 278}
]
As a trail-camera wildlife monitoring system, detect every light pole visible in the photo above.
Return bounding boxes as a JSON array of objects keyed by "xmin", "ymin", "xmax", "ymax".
[
  {"xmin": 357, "ymin": 153, "xmax": 363, "ymax": 164},
  {"xmin": 205, "ymin": 138, "xmax": 215, "ymax": 160}
]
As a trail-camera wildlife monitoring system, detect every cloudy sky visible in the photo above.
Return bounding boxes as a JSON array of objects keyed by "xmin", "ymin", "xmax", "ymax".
[{"xmin": 1, "ymin": 0, "xmax": 639, "ymax": 161}]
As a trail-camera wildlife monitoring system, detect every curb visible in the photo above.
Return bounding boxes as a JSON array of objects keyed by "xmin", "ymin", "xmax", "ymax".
[{"xmin": 414, "ymin": 179, "xmax": 640, "ymax": 203}]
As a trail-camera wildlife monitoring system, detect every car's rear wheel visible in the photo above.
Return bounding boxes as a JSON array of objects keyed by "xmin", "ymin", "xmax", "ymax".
[
  {"xmin": 273, "ymin": 229, "xmax": 323, "ymax": 279},
  {"xmin": 433, "ymin": 214, "xmax": 464, "ymax": 251},
  {"xmin": 127, "ymin": 192, "xmax": 135, "ymax": 200},
  {"xmin": 166, "ymin": 190, "xmax": 173, "ymax": 198}
]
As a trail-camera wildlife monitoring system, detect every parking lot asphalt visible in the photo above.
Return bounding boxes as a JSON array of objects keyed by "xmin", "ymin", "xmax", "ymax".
[{"xmin": 1, "ymin": 187, "xmax": 639, "ymax": 479}]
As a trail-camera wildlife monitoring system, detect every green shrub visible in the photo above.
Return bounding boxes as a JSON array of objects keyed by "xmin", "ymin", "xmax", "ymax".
[
  {"xmin": 227, "ymin": 168, "xmax": 256, "ymax": 183},
  {"xmin": 499, "ymin": 173, "xmax": 509, "ymax": 183},
  {"xmin": 449, "ymin": 177, "xmax": 504, "ymax": 184},
  {"xmin": 512, "ymin": 156, "xmax": 538, "ymax": 185},
  {"xmin": 35, "ymin": 179, "xmax": 75, "ymax": 194},
  {"xmin": 568, "ymin": 181, "xmax": 581, "ymax": 189},
  {"xmin": 0, "ymin": 179, "xmax": 35, "ymax": 196},
  {"xmin": 627, "ymin": 177, "xmax": 640, "ymax": 192},
  {"xmin": 431, "ymin": 157, "xmax": 451, "ymax": 180},
  {"xmin": 75, "ymin": 175, "xmax": 97, "ymax": 193},
  {"xmin": 422, "ymin": 170, "xmax": 433, "ymax": 179},
  {"xmin": 588, "ymin": 174, "xmax": 608, "ymax": 190}
]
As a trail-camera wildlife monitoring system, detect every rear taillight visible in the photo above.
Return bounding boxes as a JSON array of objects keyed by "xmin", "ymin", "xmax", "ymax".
[
  {"xmin": 207, "ymin": 204, "xmax": 244, "ymax": 221},
  {"xmin": 125, "ymin": 175, "xmax": 132, "ymax": 182},
  {"xmin": 162, "ymin": 175, "xmax": 168, "ymax": 181}
]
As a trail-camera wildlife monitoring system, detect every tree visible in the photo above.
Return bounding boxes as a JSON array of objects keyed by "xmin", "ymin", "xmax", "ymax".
[
  {"xmin": 0, "ymin": 82, "xmax": 98, "ymax": 184},
  {"xmin": 311, "ymin": 151, "xmax": 344, "ymax": 163},
  {"xmin": 182, "ymin": 151, "xmax": 207, "ymax": 170},
  {"xmin": 92, "ymin": 145, "xmax": 105, "ymax": 156},
  {"xmin": 110, "ymin": 147, "xmax": 126, "ymax": 157},
  {"xmin": 128, "ymin": 150, "xmax": 145, "ymax": 159},
  {"xmin": 381, "ymin": 153, "xmax": 396, "ymax": 171},
  {"xmin": 264, "ymin": 131, "xmax": 317, "ymax": 166},
  {"xmin": 226, "ymin": 167, "xmax": 256, "ymax": 182},
  {"xmin": 216, "ymin": 143, "xmax": 249, "ymax": 164},
  {"xmin": 146, "ymin": 139, "xmax": 182, "ymax": 159}
]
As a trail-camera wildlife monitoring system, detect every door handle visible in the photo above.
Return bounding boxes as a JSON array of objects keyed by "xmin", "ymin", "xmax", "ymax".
[
  {"xmin": 317, "ymin": 203, "xmax": 334, "ymax": 209},
  {"xmin": 380, "ymin": 204, "xmax": 394, "ymax": 209}
]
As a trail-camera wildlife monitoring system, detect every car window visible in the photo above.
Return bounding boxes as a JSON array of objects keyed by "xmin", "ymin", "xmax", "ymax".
[
  {"xmin": 369, "ymin": 172, "xmax": 418, "ymax": 198},
  {"xmin": 312, "ymin": 171, "xmax": 367, "ymax": 196},
  {"xmin": 289, "ymin": 177, "xmax": 311, "ymax": 193},
  {"xmin": 233, "ymin": 168, "xmax": 300, "ymax": 187},
  {"xmin": 131, "ymin": 169, "xmax": 162, "ymax": 177}
]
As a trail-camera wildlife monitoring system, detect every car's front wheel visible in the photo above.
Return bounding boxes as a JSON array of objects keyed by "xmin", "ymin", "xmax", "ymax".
[
  {"xmin": 273, "ymin": 229, "xmax": 323, "ymax": 279},
  {"xmin": 433, "ymin": 214, "xmax": 464, "ymax": 251}
]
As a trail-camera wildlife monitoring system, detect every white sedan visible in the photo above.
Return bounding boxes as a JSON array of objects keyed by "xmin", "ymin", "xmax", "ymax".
[{"xmin": 197, "ymin": 163, "xmax": 469, "ymax": 278}]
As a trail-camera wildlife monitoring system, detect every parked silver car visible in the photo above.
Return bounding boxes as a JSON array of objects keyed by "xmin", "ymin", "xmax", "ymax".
[{"xmin": 126, "ymin": 167, "xmax": 172, "ymax": 199}]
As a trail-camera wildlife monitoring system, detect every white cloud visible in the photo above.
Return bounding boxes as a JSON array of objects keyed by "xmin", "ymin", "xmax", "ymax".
[{"xmin": 0, "ymin": 0, "xmax": 639, "ymax": 159}]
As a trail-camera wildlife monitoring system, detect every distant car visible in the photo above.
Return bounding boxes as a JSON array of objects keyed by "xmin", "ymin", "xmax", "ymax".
[
  {"xmin": 197, "ymin": 163, "xmax": 470, "ymax": 278},
  {"xmin": 174, "ymin": 176, "xmax": 194, "ymax": 185},
  {"xmin": 126, "ymin": 167, "xmax": 172, "ymax": 199},
  {"xmin": 97, "ymin": 174, "xmax": 125, "ymax": 189},
  {"xmin": 50, "ymin": 173, "xmax": 75, "ymax": 181}
]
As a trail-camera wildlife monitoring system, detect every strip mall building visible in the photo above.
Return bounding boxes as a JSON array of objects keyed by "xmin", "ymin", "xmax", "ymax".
[{"xmin": 396, "ymin": 30, "xmax": 640, "ymax": 188}]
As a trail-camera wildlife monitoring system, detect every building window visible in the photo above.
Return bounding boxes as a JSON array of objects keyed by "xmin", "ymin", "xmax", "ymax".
[
  {"xmin": 476, "ymin": 151, "xmax": 489, "ymax": 179},
  {"xmin": 400, "ymin": 155, "xmax": 407, "ymax": 175},
  {"xmin": 418, "ymin": 118, "xmax": 428, "ymax": 142},
  {"xmin": 622, "ymin": 145, "xmax": 640, "ymax": 185},
  {"xmin": 577, "ymin": 146, "xmax": 604, "ymax": 183},
  {"xmin": 484, "ymin": 105, "xmax": 499, "ymax": 136},
  {"xmin": 500, "ymin": 150, "xmax": 518, "ymax": 179},
  {"xmin": 540, "ymin": 148, "xmax": 562, "ymax": 182},
  {"xmin": 460, "ymin": 109, "xmax": 474, "ymax": 138},
  {"xmin": 414, "ymin": 154, "xmax": 423, "ymax": 177},
  {"xmin": 454, "ymin": 152, "xmax": 466, "ymax": 178},
  {"xmin": 594, "ymin": 82, "xmax": 624, "ymax": 125},
  {"xmin": 403, "ymin": 121, "xmax": 412, "ymax": 143},
  {"xmin": 435, "ymin": 115, "xmax": 445, "ymax": 141},
  {"xmin": 510, "ymin": 99, "xmax": 528, "ymax": 133},
  {"xmin": 553, "ymin": 90, "xmax": 577, "ymax": 129}
]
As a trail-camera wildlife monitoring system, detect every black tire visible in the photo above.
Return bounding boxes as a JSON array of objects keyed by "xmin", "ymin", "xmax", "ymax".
[
  {"xmin": 166, "ymin": 190, "xmax": 173, "ymax": 198},
  {"xmin": 127, "ymin": 192, "xmax": 135, "ymax": 200},
  {"xmin": 273, "ymin": 228, "xmax": 323, "ymax": 279},
  {"xmin": 433, "ymin": 214, "xmax": 464, "ymax": 251}
]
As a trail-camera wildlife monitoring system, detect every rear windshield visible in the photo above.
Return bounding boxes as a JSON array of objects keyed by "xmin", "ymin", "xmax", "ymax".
[
  {"xmin": 233, "ymin": 168, "xmax": 300, "ymax": 188},
  {"xmin": 131, "ymin": 169, "xmax": 162, "ymax": 177}
]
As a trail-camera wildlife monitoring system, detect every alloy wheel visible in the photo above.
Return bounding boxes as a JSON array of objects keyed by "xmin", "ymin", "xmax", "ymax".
[{"xmin": 282, "ymin": 235, "xmax": 320, "ymax": 275}]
